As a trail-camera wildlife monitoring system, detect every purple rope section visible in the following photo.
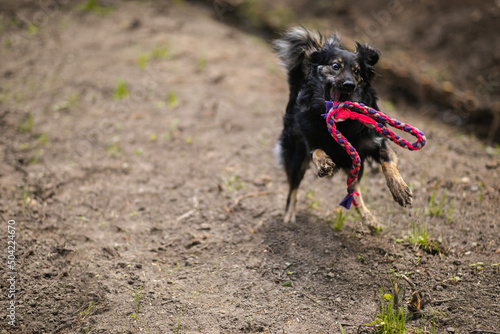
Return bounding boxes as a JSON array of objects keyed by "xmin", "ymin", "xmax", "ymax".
[{"xmin": 323, "ymin": 101, "xmax": 426, "ymax": 209}]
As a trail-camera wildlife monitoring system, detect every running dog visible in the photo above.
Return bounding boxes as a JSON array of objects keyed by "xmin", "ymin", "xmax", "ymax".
[{"xmin": 274, "ymin": 27, "xmax": 412, "ymax": 227}]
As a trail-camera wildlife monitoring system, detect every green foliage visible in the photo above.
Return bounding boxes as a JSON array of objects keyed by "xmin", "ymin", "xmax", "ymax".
[
  {"xmin": 150, "ymin": 45, "xmax": 169, "ymax": 59},
  {"xmin": 78, "ymin": 0, "xmax": 113, "ymax": 14},
  {"xmin": 18, "ymin": 113, "xmax": 34, "ymax": 132},
  {"xmin": 197, "ymin": 54, "xmax": 207, "ymax": 70},
  {"xmin": 54, "ymin": 93, "xmax": 78, "ymax": 111},
  {"xmin": 446, "ymin": 199, "xmax": 454, "ymax": 224},
  {"xmin": 396, "ymin": 222, "xmax": 441, "ymax": 254},
  {"xmin": 221, "ymin": 175, "xmax": 245, "ymax": 191},
  {"xmin": 106, "ymin": 142, "xmax": 121, "ymax": 158},
  {"xmin": 338, "ymin": 321, "xmax": 346, "ymax": 334},
  {"xmin": 327, "ymin": 208, "xmax": 348, "ymax": 231},
  {"xmin": 22, "ymin": 185, "xmax": 30, "ymax": 206},
  {"xmin": 479, "ymin": 182, "xmax": 484, "ymax": 204},
  {"xmin": 371, "ymin": 286, "xmax": 406, "ymax": 334},
  {"xmin": 168, "ymin": 91, "xmax": 179, "ymax": 108},
  {"xmin": 162, "ymin": 119, "xmax": 179, "ymax": 141},
  {"xmin": 30, "ymin": 133, "xmax": 49, "ymax": 164},
  {"xmin": 129, "ymin": 286, "xmax": 142, "ymax": 319},
  {"xmin": 426, "ymin": 188, "xmax": 448, "ymax": 217},
  {"xmin": 469, "ymin": 262, "xmax": 484, "ymax": 273},
  {"xmin": 405, "ymin": 222, "xmax": 431, "ymax": 247},
  {"xmin": 38, "ymin": 133, "xmax": 48, "ymax": 147},
  {"xmin": 137, "ymin": 45, "xmax": 170, "ymax": 69},
  {"xmin": 31, "ymin": 145, "xmax": 40, "ymax": 164},
  {"xmin": 26, "ymin": 24, "xmax": 38, "ymax": 35},
  {"xmin": 113, "ymin": 79, "xmax": 129, "ymax": 100},
  {"xmin": 137, "ymin": 54, "xmax": 148, "ymax": 70},
  {"xmin": 305, "ymin": 189, "xmax": 320, "ymax": 210},
  {"xmin": 80, "ymin": 301, "xmax": 97, "ymax": 320},
  {"xmin": 176, "ymin": 308, "xmax": 184, "ymax": 334}
]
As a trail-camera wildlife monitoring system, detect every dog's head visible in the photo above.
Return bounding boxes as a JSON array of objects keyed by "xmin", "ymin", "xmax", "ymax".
[{"xmin": 307, "ymin": 35, "xmax": 380, "ymax": 103}]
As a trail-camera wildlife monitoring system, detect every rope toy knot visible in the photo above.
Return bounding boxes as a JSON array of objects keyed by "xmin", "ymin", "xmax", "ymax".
[{"xmin": 322, "ymin": 101, "xmax": 427, "ymax": 209}]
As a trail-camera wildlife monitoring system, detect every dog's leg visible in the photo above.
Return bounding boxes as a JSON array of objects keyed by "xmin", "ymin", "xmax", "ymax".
[
  {"xmin": 284, "ymin": 155, "xmax": 309, "ymax": 223},
  {"xmin": 280, "ymin": 134, "xmax": 309, "ymax": 224},
  {"xmin": 284, "ymin": 188, "xmax": 298, "ymax": 224},
  {"xmin": 354, "ymin": 182, "xmax": 379, "ymax": 230},
  {"xmin": 379, "ymin": 143, "xmax": 413, "ymax": 207},
  {"xmin": 311, "ymin": 149, "xmax": 338, "ymax": 178}
]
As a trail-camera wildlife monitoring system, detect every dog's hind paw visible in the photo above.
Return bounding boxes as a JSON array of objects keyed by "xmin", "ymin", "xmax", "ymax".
[
  {"xmin": 317, "ymin": 159, "xmax": 336, "ymax": 178},
  {"xmin": 312, "ymin": 149, "xmax": 337, "ymax": 178},
  {"xmin": 387, "ymin": 177, "xmax": 413, "ymax": 207}
]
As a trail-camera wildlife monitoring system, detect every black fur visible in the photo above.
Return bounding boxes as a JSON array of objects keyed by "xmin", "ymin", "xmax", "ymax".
[{"xmin": 274, "ymin": 27, "xmax": 398, "ymax": 221}]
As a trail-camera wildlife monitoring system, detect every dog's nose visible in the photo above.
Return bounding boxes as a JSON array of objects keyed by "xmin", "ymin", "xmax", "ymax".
[{"xmin": 342, "ymin": 81, "xmax": 355, "ymax": 91}]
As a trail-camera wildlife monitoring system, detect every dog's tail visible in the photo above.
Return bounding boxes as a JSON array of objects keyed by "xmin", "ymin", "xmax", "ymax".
[
  {"xmin": 273, "ymin": 27, "xmax": 324, "ymax": 115},
  {"xmin": 273, "ymin": 27, "xmax": 322, "ymax": 74}
]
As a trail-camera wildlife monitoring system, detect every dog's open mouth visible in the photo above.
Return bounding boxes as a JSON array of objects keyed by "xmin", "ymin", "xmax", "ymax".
[{"xmin": 328, "ymin": 87, "xmax": 349, "ymax": 102}]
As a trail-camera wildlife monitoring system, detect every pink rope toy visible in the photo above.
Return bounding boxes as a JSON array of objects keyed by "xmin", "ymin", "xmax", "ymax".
[{"xmin": 323, "ymin": 101, "xmax": 427, "ymax": 209}]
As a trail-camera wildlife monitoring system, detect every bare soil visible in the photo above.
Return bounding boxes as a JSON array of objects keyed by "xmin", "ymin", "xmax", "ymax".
[{"xmin": 0, "ymin": 1, "xmax": 499, "ymax": 333}]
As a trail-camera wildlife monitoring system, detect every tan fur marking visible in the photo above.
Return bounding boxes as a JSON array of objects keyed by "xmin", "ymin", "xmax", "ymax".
[
  {"xmin": 380, "ymin": 148, "xmax": 413, "ymax": 207},
  {"xmin": 332, "ymin": 58, "xmax": 343, "ymax": 65},
  {"xmin": 354, "ymin": 183, "xmax": 378, "ymax": 227},
  {"xmin": 284, "ymin": 189, "xmax": 298, "ymax": 224}
]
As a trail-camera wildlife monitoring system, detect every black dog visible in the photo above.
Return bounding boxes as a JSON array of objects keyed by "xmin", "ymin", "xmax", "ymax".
[{"xmin": 274, "ymin": 27, "xmax": 412, "ymax": 226}]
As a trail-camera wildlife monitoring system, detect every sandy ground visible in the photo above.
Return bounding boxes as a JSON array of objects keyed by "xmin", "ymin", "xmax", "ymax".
[{"xmin": 0, "ymin": 1, "xmax": 499, "ymax": 333}]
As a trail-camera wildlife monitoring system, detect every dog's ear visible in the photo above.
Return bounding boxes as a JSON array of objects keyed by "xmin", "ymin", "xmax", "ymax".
[
  {"xmin": 355, "ymin": 42, "xmax": 380, "ymax": 66},
  {"xmin": 308, "ymin": 50, "xmax": 323, "ymax": 65},
  {"xmin": 325, "ymin": 34, "xmax": 342, "ymax": 48}
]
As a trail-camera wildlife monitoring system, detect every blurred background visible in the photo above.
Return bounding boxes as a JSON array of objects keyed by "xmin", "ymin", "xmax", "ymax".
[
  {"xmin": 200, "ymin": 0, "xmax": 500, "ymax": 143},
  {"xmin": 2, "ymin": 0, "xmax": 499, "ymax": 142}
]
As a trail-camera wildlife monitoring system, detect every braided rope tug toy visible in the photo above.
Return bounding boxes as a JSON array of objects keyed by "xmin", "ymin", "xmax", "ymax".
[{"xmin": 323, "ymin": 101, "xmax": 426, "ymax": 210}]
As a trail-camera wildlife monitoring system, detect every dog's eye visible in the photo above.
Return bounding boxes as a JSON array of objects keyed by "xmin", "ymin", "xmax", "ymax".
[
  {"xmin": 353, "ymin": 68, "xmax": 360, "ymax": 75},
  {"xmin": 332, "ymin": 63, "xmax": 341, "ymax": 71}
]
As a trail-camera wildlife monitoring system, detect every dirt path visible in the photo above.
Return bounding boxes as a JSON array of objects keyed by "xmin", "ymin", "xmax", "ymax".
[{"xmin": 0, "ymin": 2, "xmax": 499, "ymax": 333}]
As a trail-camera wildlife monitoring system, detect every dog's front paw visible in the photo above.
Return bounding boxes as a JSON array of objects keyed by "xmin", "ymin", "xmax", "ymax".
[
  {"xmin": 387, "ymin": 177, "xmax": 413, "ymax": 207},
  {"xmin": 312, "ymin": 149, "xmax": 337, "ymax": 178}
]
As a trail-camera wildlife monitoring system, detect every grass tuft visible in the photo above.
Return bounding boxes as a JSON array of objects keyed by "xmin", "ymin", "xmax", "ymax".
[
  {"xmin": 327, "ymin": 208, "xmax": 348, "ymax": 232},
  {"xmin": 221, "ymin": 174, "xmax": 245, "ymax": 191},
  {"xmin": 395, "ymin": 222, "xmax": 442, "ymax": 254},
  {"xmin": 371, "ymin": 282, "xmax": 406, "ymax": 334},
  {"xmin": 176, "ymin": 308, "xmax": 184, "ymax": 334},
  {"xmin": 427, "ymin": 188, "xmax": 448, "ymax": 217},
  {"xmin": 18, "ymin": 113, "xmax": 34, "ymax": 132},
  {"xmin": 78, "ymin": 0, "xmax": 113, "ymax": 14},
  {"xmin": 305, "ymin": 189, "xmax": 320, "ymax": 210},
  {"xmin": 113, "ymin": 79, "xmax": 129, "ymax": 100},
  {"xmin": 79, "ymin": 301, "xmax": 97, "ymax": 320},
  {"xmin": 168, "ymin": 91, "xmax": 179, "ymax": 108},
  {"xmin": 129, "ymin": 285, "xmax": 142, "ymax": 319},
  {"xmin": 138, "ymin": 45, "xmax": 170, "ymax": 69},
  {"xmin": 54, "ymin": 92, "xmax": 78, "ymax": 111}
]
